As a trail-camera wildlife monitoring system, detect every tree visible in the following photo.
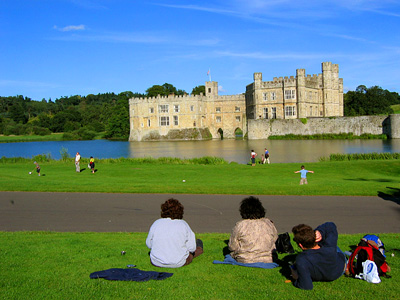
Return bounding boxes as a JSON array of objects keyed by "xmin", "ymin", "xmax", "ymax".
[
  {"xmin": 104, "ymin": 99, "xmax": 130, "ymax": 139},
  {"xmin": 191, "ymin": 85, "xmax": 205, "ymax": 95},
  {"xmin": 146, "ymin": 83, "xmax": 186, "ymax": 97},
  {"xmin": 344, "ymin": 85, "xmax": 398, "ymax": 116},
  {"xmin": 146, "ymin": 85, "xmax": 166, "ymax": 97}
]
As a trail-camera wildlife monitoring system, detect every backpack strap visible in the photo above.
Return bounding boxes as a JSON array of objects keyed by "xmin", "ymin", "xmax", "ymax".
[{"xmin": 348, "ymin": 244, "xmax": 374, "ymax": 276}]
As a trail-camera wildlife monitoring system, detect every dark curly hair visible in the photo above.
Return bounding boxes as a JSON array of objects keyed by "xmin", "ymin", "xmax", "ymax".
[
  {"xmin": 239, "ymin": 196, "xmax": 266, "ymax": 219},
  {"xmin": 161, "ymin": 198, "xmax": 184, "ymax": 219}
]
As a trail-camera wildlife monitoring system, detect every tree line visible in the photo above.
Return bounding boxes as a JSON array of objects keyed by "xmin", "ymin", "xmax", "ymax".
[
  {"xmin": 344, "ymin": 85, "xmax": 399, "ymax": 116},
  {"xmin": 0, "ymin": 84, "xmax": 205, "ymax": 140},
  {"xmin": 0, "ymin": 84, "xmax": 398, "ymax": 140}
]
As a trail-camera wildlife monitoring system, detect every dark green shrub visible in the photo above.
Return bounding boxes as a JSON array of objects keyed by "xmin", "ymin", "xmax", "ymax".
[{"xmin": 32, "ymin": 126, "xmax": 52, "ymax": 136}]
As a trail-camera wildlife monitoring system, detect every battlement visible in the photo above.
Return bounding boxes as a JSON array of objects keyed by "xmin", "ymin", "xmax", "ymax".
[
  {"xmin": 130, "ymin": 93, "xmax": 205, "ymax": 104},
  {"xmin": 207, "ymin": 94, "xmax": 245, "ymax": 102}
]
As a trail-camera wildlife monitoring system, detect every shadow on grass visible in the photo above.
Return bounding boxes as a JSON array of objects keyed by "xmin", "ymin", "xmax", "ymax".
[
  {"xmin": 377, "ymin": 187, "xmax": 400, "ymax": 205},
  {"xmin": 344, "ymin": 178, "xmax": 399, "ymax": 183},
  {"xmin": 223, "ymin": 240, "xmax": 230, "ymax": 256},
  {"xmin": 277, "ymin": 254, "xmax": 297, "ymax": 280}
]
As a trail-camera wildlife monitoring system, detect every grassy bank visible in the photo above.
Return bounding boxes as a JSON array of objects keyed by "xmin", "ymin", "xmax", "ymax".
[
  {"xmin": 0, "ymin": 132, "xmax": 105, "ymax": 143},
  {"xmin": 1, "ymin": 231, "xmax": 398, "ymax": 300},
  {"xmin": 1, "ymin": 158, "xmax": 399, "ymax": 196},
  {"xmin": 0, "ymin": 133, "xmax": 64, "ymax": 143}
]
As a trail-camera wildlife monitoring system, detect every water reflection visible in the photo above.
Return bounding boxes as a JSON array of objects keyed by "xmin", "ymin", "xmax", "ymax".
[{"xmin": 1, "ymin": 139, "xmax": 400, "ymax": 164}]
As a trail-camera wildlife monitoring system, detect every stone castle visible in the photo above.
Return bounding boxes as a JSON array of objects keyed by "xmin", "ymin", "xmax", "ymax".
[{"xmin": 129, "ymin": 62, "xmax": 344, "ymax": 141}]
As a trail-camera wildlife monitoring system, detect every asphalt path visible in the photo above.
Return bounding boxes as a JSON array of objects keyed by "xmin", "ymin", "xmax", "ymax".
[{"xmin": 0, "ymin": 192, "xmax": 399, "ymax": 234}]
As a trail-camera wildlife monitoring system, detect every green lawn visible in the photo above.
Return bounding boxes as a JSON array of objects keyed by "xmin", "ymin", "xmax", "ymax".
[
  {"xmin": 1, "ymin": 158, "xmax": 399, "ymax": 299},
  {"xmin": 391, "ymin": 104, "xmax": 400, "ymax": 114},
  {"xmin": 1, "ymin": 232, "xmax": 398, "ymax": 300},
  {"xmin": 1, "ymin": 159, "xmax": 400, "ymax": 196}
]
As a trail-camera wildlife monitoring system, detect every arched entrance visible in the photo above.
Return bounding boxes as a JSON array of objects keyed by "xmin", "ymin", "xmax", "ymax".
[
  {"xmin": 235, "ymin": 127, "xmax": 243, "ymax": 139},
  {"xmin": 217, "ymin": 128, "xmax": 224, "ymax": 140}
]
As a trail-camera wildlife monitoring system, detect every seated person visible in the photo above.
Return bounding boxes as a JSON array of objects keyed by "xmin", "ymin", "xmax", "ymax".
[
  {"xmin": 146, "ymin": 198, "xmax": 203, "ymax": 268},
  {"xmin": 291, "ymin": 222, "xmax": 346, "ymax": 290},
  {"xmin": 229, "ymin": 196, "xmax": 278, "ymax": 263}
]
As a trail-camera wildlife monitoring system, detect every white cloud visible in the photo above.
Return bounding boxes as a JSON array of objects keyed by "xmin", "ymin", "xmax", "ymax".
[
  {"xmin": 54, "ymin": 25, "xmax": 86, "ymax": 32},
  {"xmin": 218, "ymin": 85, "xmax": 226, "ymax": 92}
]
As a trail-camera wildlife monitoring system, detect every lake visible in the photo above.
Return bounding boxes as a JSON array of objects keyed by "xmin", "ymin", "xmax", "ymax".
[{"xmin": 1, "ymin": 139, "xmax": 400, "ymax": 164}]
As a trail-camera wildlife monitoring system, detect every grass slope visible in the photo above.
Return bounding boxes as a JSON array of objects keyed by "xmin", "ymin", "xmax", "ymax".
[
  {"xmin": 1, "ymin": 232, "xmax": 399, "ymax": 300},
  {"xmin": 1, "ymin": 159, "xmax": 400, "ymax": 196}
]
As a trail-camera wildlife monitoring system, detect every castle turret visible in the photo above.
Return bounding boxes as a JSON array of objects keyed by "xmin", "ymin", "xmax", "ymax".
[
  {"xmin": 296, "ymin": 68, "xmax": 306, "ymax": 118},
  {"xmin": 205, "ymin": 81, "xmax": 218, "ymax": 97},
  {"xmin": 322, "ymin": 62, "xmax": 334, "ymax": 116},
  {"xmin": 254, "ymin": 72, "xmax": 262, "ymax": 88}
]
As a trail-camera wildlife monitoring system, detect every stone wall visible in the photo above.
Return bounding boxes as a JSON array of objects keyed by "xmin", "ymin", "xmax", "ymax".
[{"xmin": 247, "ymin": 115, "xmax": 394, "ymax": 139}]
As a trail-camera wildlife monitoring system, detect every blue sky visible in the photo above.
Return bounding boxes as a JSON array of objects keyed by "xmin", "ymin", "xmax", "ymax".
[{"xmin": 1, "ymin": 0, "xmax": 399, "ymax": 100}]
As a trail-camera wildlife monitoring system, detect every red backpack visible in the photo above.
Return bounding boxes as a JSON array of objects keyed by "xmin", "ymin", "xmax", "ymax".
[{"xmin": 347, "ymin": 235, "xmax": 390, "ymax": 278}]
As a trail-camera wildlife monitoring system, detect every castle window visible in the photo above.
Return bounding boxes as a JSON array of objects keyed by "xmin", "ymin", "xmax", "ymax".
[
  {"xmin": 193, "ymin": 121, "xmax": 196, "ymax": 127},
  {"xmin": 149, "ymin": 107, "xmax": 154, "ymax": 113},
  {"xmin": 235, "ymin": 106, "xmax": 240, "ymax": 112},
  {"xmin": 174, "ymin": 115, "xmax": 179, "ymax": 126},
  {"xmin": 308, "ymin": 91, "xmax": 312, "ymax": 100},
  {"xmin": 148, "ymin": 119, "xmax": 151, "ymax": 127},
  {"xmin": 208, "ymin": 88, "xmax": 211, "ymax": 93},
  {"xmin": 190, "ymin": 105, "xmax": 194, "ymax": 112},
  {"xmin": 236, "ymin": 116, "xmax": 241, "ymax": 122},
  {"xmin": 271, "ymin": 92, "xmax": 276, "ymax": 100},
  {"xmin": 216, "ymin": 116, "xmax": 221, "ymax": 123},
  {"xmin": 174, "ymin": 105, "xmax": 180, "ymax": 113},
  {"xmin": 216, "ymin": 107, "xmax": 221, "ymax": 112},
  {"xmin": 263, "ymin": 93, "xmax": 268, "ymax": 101},
  {"xmin": 159, "ymin": 105, "xmax": 169, "ymax": 113},
  {"xmin": 272, "ymin": 107, "xmax": 277, "ymax": 119},
  {"xmin": 285, "ymin": 106, "xmax": 296, "ymax": 117},
  {"xmin": 263, "ymin": 107, "xmax": 268, "ymax": 119},
  {"xmin": 159, "ymin": 116, "xmax": 170, "ymax": 126},
  {"xmin": 284, "ymin": 90, "xmax": 296, "ymax": 100}
]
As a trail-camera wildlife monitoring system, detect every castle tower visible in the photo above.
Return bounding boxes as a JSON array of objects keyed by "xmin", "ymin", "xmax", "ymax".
[
  {"xmin": 254, "ymin": 72, "xmax": 262, "ymax": 88},
  {"xmin": 296, "ymin": 68, "xmax": 306, "ymax": 118},
  {"xmin": 205, "ymin": 81, "xmax": 218, "ymax": 97},
  {"xmin": 322, "ymin": 62, "xmax": 334, "ymax": 116}
]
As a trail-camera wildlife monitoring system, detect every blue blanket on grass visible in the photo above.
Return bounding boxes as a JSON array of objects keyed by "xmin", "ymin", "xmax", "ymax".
[
  {"xmin": 90, "ymin": 268, "xmax": 173, "ymax": 281},
  {"xmin": 213, "ymin": 254, "xmax": 279, "ymax": 269}
]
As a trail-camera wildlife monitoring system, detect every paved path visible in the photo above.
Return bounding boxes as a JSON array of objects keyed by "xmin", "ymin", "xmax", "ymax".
[{"xmin": 0, "ymin": 192, "xmax": 399, "ymax": 234}]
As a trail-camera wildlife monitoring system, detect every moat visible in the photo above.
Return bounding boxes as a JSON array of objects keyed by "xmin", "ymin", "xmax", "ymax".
[{"xmin": 1, "ymin": 139, "xmax": 400, "ymax": 164}]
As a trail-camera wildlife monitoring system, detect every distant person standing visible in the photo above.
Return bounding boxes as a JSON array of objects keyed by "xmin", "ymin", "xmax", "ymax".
[
  {"xmin": 264, "ymin": 148, "xmax": 270, "ymax": 164},
  {"xmin": 250, "ymin": 150, "xmax": 257, "ymax": 166},
  {"xmin": 75, "ymin": 152, "xmax": 81, "ymax": 173},
  {"xmin": 89, "ymin": 156, "xmax": 95, "ymax": 174},
  {"xmin": 294, "ymin": 165, "xmax": 314, "ymax": 185}
]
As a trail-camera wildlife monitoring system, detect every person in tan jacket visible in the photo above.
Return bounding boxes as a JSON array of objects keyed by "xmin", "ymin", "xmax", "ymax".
[{"xmin": 229, "ymin": 196, "xmax": 278, "ymax": 263}]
